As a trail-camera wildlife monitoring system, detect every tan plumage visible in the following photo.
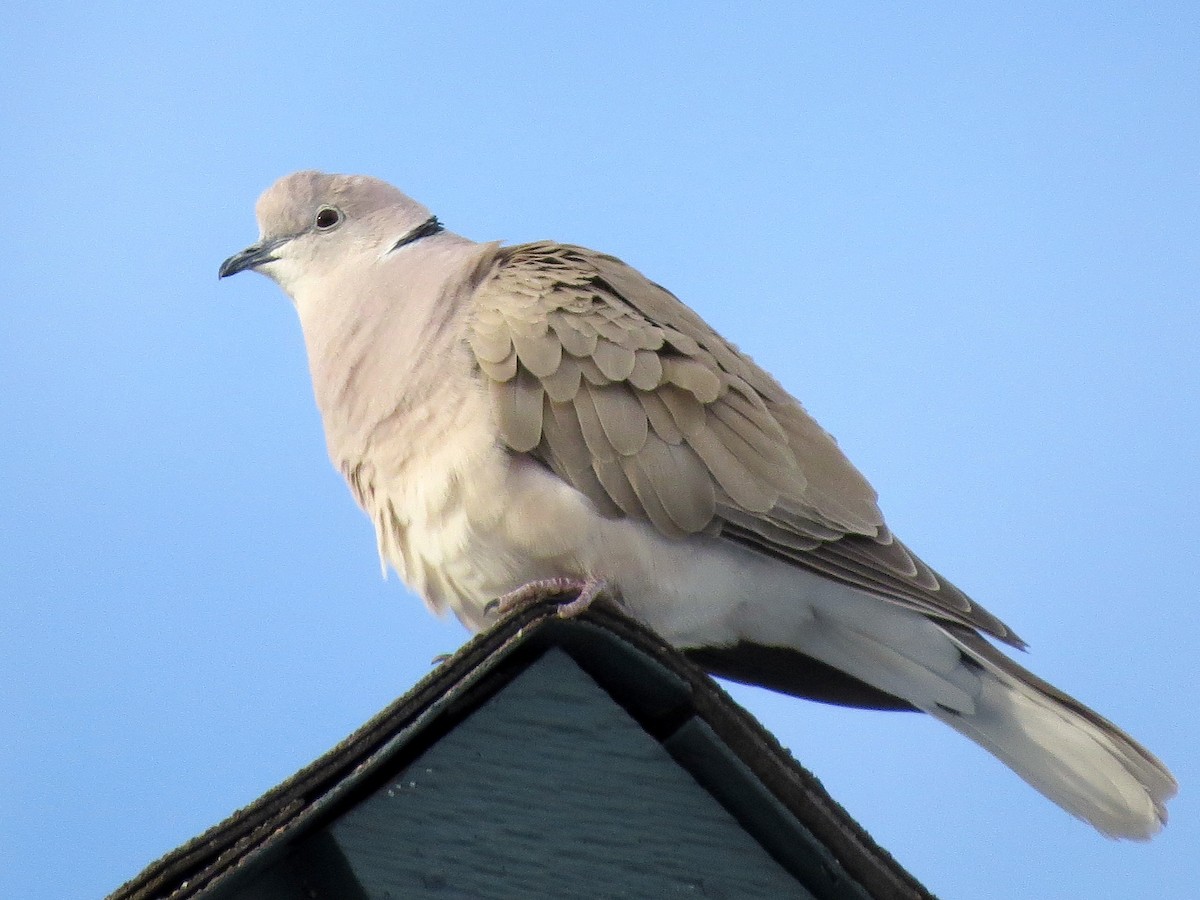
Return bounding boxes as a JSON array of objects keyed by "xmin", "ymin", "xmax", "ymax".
[
  {"xmin": 470, "ymin": 242, "xmax": 1017, "ymax": 641},
  {"xmin": 220, "ymin": 170, "xmax": 1176, "ymax": 841}
]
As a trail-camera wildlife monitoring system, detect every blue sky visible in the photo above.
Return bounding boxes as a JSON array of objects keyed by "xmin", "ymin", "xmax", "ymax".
[{"xmin": 3, "ymin": 3, "xmax": 1197, "ymax": 897}]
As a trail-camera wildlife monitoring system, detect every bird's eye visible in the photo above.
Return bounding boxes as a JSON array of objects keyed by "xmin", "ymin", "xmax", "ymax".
[{"xmin": 314, "ymin": 207, "xmax": 342, "ymax": 230}]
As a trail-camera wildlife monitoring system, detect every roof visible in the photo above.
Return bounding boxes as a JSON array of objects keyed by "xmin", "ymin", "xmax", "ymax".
[{"xmin": 108, "ymin": 599, "xmax": 935, "ymax": 900}]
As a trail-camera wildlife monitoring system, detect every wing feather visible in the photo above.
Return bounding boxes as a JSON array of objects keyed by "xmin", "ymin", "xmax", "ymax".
[
  {"xmin": 539, "ymin": 398, "xmax": 623, "ymax": 518},
  {"xmin": 489, "ymin": 367, "xmax": 543, "ymax": 452},
  {"xmin": 619, "ymin": 452, "xmax": 688, "ymax": 539},
  {"xmin": 572, "ymin": 385, "xmax": 616, "ymax": 462},
  {"xmin": 592, "ymin": 340, "xmax": 637, "ymax": 381},
  {"xmin": 638, "ymin": 389, "xmax": 683, "ymax": 445},
  {"xmin": 628, "ymin": 350, "xmax": 663, "ymax": 391},
  {"xmin": 589, "ymin": 384, "xmax": 650, "ymax": 457},
  {"xmin": 509, "ymin": 326, "xmax": 561, "ymax": 378},
  {"xmin": 540, "ymin": 354, "xmax": 582, "ymax": 403}
]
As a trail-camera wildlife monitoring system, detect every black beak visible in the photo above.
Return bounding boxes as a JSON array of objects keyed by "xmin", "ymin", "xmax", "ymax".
[{"xmin": 218, "ymin": 236, "xmax": 288, "ymax": 278}]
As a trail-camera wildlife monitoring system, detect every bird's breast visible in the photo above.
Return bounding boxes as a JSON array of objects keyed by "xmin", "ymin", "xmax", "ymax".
[{"xmin": 340, "ymin": 381, "xmax": 597, "ymax": 630}]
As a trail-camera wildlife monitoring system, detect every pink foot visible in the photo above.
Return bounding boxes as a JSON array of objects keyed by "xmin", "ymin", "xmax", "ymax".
[{"xmin": 485, "ymin": 576, "xmax": 615, "ymax": 619}]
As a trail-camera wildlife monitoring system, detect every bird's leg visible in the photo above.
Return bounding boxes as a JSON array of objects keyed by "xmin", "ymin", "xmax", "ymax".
[
  {"xmin": 485, "ymin": 576, "xmax": 615, "ymax": 619},
  {"xmin": 555, "ymin": 576, "xmax": 614, "ymax": 617}
]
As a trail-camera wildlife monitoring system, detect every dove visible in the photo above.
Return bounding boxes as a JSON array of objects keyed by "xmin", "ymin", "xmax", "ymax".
[{"xmin": 220, "ymin": 170, "xmax": 1175, "ymax": 839}]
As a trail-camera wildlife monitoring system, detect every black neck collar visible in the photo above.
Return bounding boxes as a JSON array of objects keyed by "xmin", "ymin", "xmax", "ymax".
[{"xmin": 391, "ymin": 216, "xmax": 444, "ymax": 253}]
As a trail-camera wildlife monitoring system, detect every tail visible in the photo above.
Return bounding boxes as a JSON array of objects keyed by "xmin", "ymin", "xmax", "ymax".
[
  {"xmin": 759, "ymin": 600, "xmax": 1177, "ymax": 838},
  {"xmin": 700, "ymin": 585, "xmax": 1176, "ymax": 836},
  {"xmin": 933, "ymin": 626, "xmax": 1176, "ymax": 839}
]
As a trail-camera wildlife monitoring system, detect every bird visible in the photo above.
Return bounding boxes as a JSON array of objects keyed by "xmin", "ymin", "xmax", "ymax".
[{"xmin": 220, "ymin": 170, "xmax": 1175, "ymax": 839}]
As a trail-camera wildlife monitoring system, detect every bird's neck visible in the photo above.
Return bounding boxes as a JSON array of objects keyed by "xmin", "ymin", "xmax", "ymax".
[{"xmin": 294, "ymin": 234, "xmax": 498, "ymax": 465}]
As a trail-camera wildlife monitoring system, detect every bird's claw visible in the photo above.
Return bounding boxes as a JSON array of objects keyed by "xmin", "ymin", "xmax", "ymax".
[{"xmin": 485, "ymin": 576, "xmax": 615, "ymax": 620}]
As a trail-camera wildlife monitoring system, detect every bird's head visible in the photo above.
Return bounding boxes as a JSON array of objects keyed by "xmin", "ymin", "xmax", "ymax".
[{"xmin": 219, "ymin": 170, "xmax": 441, "ymax": 297}]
